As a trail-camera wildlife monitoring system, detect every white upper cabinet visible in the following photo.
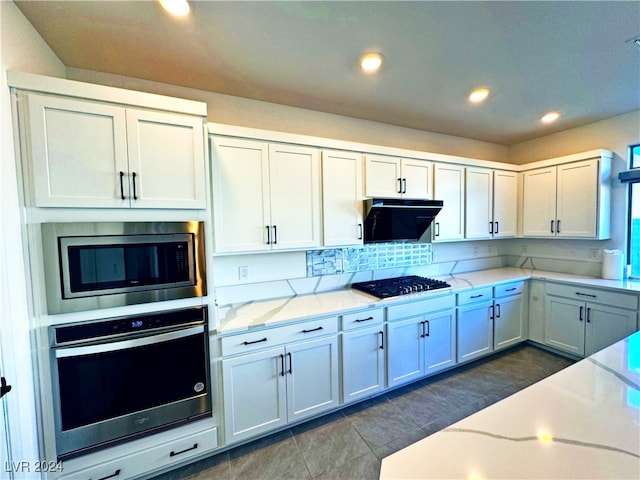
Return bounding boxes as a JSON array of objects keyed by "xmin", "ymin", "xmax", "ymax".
[
  {"xmin": 465, "ymin": 168, "xmax": 517, "ymax": 239},
  {"xmin": 432, "ymin": 163, "xmax": 465, "ymax": 241},
  {"xmin": 364, "ymin": 154, "xmax": 432, "ymax": 199},
  {"xmin": 322, "ymin": 150, "xmax": 364, "ymax": 247},
  {"xmin": 25, "ymin": 93, "xmax": 206, "ymax": 209},
  {"xmin": 522, "ymin": 154, "xmax": 611, "ymax": 239},
  {"xmin": 211, "ymin": 137, "xmax": 321, "ymax": 253}
]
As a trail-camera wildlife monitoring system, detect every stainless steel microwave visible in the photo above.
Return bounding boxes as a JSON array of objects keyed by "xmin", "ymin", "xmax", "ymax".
[{"xmin": 42, "ymin": 221, "xmax": 207, "ymax": 314}]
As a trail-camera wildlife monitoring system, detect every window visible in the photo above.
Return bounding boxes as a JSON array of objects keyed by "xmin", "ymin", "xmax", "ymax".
[{"xmin": 622, "ymin": 144, "xmax": 640, "ymax": 278}]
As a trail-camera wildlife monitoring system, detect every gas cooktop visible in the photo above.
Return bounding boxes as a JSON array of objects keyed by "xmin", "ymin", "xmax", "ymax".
[{"xmin": 351, "ymin": 275, "xmax": 451, "ymax": 299}]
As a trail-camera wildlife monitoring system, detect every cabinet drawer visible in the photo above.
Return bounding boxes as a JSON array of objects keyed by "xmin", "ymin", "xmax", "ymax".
[
  {"xmin": 341, "ymin": 308, "xmax": 384, "ymax": 330},
  {"xmin": 387, "ymin": 294, "xmax": 455, "ymax": 321},
  {"xmin": 545, "ymin": 282, "xmax": 638, "ymax": 310},
  {"xmin": 494, "ymin": 281, "xmax": 525, "ymax": 298},
  {"xmin": 221, "ymin": 316, "xmax": 338, "ymax": 356},
  {"xmin": 59, "ymin": 427, "xmax": 217, "ymax": 480},
  {"xmin": 457, "ymin": 287, "xmax": 493, "ymax": 306}
]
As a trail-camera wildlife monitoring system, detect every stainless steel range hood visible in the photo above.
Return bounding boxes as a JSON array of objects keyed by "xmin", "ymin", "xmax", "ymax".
[{"xmin": 363, "ymin": 198, "xmax": 443, "ymax": 243}]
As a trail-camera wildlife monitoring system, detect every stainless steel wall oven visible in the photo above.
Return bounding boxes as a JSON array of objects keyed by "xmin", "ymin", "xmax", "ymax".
[
  {"xmin": 41, "ymin": 221, "xmax": 207, "ymax": 314},
  {"xmin": 49, "ymin": 306, "xmax": 212, "ymax": 460}
]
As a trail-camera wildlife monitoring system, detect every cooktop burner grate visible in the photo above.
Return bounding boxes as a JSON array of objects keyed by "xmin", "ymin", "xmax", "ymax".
[{"xmin": 351, "ymin": 275, "xmax": 451, "ymax": 299}]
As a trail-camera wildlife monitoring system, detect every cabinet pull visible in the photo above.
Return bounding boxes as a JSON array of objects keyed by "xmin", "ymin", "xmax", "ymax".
[
  {"xmin": 397, "ymin": 177, "xmax": 402, "ymax": 194},
  {"xmin": 495, "ymin": 221, "xmax": 499, "ymax": 234},
  {"xmin": 496, "ymin": 303, "xmax": 501, "ymax": 318},
  {"xmin": 358, "ymin": 223, "xmax": 363, "ymax": 240},
  {"xmin": 550, "ymin": 220, "xmax": 554, "ymax": 233},
  {"xmin": 243, "ymin": 337, "xmax": 267, "ymax": 346},
  {"xmin": 355, "ymin": 316, "xmax": 374, "ymax": 323},
  {"xmin": 170, "ymin": 443, "xmax": 198, "ymax": 457},
  {"xmin": 489, "ymin": 304, "xmax": 494, "ymax": 320},
  {"xmin": 435, "ymin": 222, "xmax": 440, "ymax": 237},
  {"xmin": 470, "ymin": 294, "xmax": 484, "ymax": 299},
  {"xmin": 279, "ymin": 354, "xmax": 285, "ymax": 376},
  {"xmin": 575, "ymin": 292, "xmax": 597, "ymax": 298},
  {"xmin": 97, "ymin": 469, "xmax": 121, "ymax": 480},
  {"xmin": 119, "ymin": 171, "xmax": 125, "ymax": 200},
  {"xmin": 378, "ymin": 331, "xmax": 384, "ymax": 350},
  {"xmin": 586, "ymin": 307, "xmax": 591, "ymax": 323},
  {"xmin": 556, "ymin": 219, "xmax": 561, "ymax": 233},
  {"xmin": 579, "ymin": 306, "xmax": 584, "ymax": 322},
  {"xmin": 489, "ymin": 221, "xmax": 493, "ymax": 235},
  {"xmin": 505, "ymin": 287, "xmax": 517, "ymax": 292},
  {"xmin": 287, "ymin": 352, "xmax": 293, "ymax": 375},
  {"xmin": 402, "ymin": 178, "xmax": 407, "ymax": 194},
  {"xmin": 302, "ymin": 326, "xmax": 323, "ymax": 333},
  {"xmin": 132, "ymin": 172, "xmax": 138, "ymax": 200},
  {"xmin": 266, "ymin": 225, "xmax": 271, "ymax": 244},
  {"xmin": 424, "ymin": 320, "xmax": 430, "ymax": 337},
  {"xmin": 273, "ymin": 225, "xmax": 278, "ymax": 244},
  {"xmin": 419, "ymin": 321, "xmax": 426, "ymax": 338}
]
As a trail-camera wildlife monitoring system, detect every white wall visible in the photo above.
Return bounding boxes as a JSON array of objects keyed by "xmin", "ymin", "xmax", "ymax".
[{"xmin": 1, "ymin": 1, "xmax": 65, "ymax": 475}]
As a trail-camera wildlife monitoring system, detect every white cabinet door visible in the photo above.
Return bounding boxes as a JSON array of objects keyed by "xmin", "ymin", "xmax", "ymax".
[
  {"xmin": 322, "ymin": 150, "xmax": 363, "ymax": 246},
  {"xmin": 492, "ymin": 170, "xmax": 518, "ymax": 238},
  {"xmin": 387, "ymin": 317, "xmax": 424, "ymax": 388},
  {"xmin": 364, "ymin": 154, "xmax": 402, "ymax": 198},
  {"xmin": 585, "ymin": 304, "xmax": 637, "ymax": 357},
  {"xmin": 433, "ymin": 164, "xmax": 465, "ymax": 241},
  {"xmin": 556, "ymin": 160, "xmax": 598, "ymax": 238},
  {"xmin": 126, "ymin": 109, "xmax": 206, "ymax": 209},
  {"xmin": 27, "ymin": 93, "xmax": 129, "ymax": 208},
  {"xmin": 424, "ymin": 309, "xmax": 457, "ymax": 375},
  {"xmin": 341, "ymin": 325, "xmax": 385, "ymax": 403},
  {"xmin": 522, "ymin": 167, "xmax": 557, "ymax": 237},
  {"xmin": 222, "ymin": 347, "xmax": 287, "ymax": 444},
  {"xmin": 465, "ymin": 167, "xmax": 493, "ymax": 239},
  {"xmin": 269, "ymin": 144, "xmax": 321, "ymax": 250},
  {"xmin": 285, "ymin": 337, "xmax": 339, "ymax": 422},
  {"xmin": 544, "ymin": 296, "xmax": 585, "ymax": 356},
  {"xmin": 493, "ymin": 295, "xmax": 524, "ymax": 351},
  {"xmin": 211, "ymin": 137, "xmax": 271, "ymax": 253},
  {"xmin": 457, "ymin": 301, "xmax": 493, "ymax": 363},
  {"xmin": 402, "ymin": 159, "xmax": 432, "ymax": 200}
]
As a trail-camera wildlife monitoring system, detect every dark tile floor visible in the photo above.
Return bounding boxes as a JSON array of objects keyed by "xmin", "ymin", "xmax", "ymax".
[{"xmin": 152, "ymin": 344, "xmax": 574, "ymax": 480}]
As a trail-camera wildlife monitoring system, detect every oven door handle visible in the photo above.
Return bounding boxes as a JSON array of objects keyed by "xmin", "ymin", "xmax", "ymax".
[{"xmin": 54, "ymin": 325, "xmax": 205, "ymax": 358}]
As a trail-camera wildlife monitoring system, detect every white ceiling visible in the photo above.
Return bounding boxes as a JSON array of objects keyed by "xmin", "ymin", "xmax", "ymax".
[{"xmin": 14, "ymin": 1, "xmax": 640, "ymax": 145}]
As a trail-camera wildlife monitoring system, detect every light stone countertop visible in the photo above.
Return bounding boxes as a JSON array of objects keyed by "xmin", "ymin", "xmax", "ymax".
[
  {"xmin": 379, "ymin": 330, "xmax": 640, "ymax": 479},
  {"xmin": 216, "ymin": 267, "xmax": 640, "ymax": 336}
]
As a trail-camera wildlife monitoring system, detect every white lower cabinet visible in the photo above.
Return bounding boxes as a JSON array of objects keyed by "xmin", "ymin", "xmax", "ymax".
[
  {"xmin": 386, "ymin": 296, "xmax": 456, "ymax": 388},
  {"xmin": 341, "ymin": 323, "xmax": 386, "ymax": 404},
  {"xmin": 493, "ymin": 282, "xmax": 525, "ymax": 351},
  {"xmin": 221, "ymin": 319, "xmax": 339, "ymax": 444},
  {"xmin": 544, "ymin": 283, "xmax": 638, "ymax": 357},
  {"xmin": 456, "ymin": 287, "xmax": 494, "ymax": 363}
]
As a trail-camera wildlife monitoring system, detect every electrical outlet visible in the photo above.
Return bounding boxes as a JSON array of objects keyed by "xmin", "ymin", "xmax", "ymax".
[{"xmin": 238, "ymin": 265, "xmax": 249, "ymax": 281}]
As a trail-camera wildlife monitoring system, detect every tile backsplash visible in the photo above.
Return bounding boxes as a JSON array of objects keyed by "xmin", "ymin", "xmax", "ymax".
[{"xmin": 306, "ymin": 242, "xmax": 433, "ymax": 276}]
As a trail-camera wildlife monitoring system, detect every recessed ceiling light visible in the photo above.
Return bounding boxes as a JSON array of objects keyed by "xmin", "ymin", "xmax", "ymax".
[
  {"xmin": 541, "ymin": 111, "xmax": 561, "ymax": 123},
  {"xmin": 360, "ymin": 52, "xmax": 384, "ymax": 74},
  {"xmin": 159, "ymin": 0, "xmax": 190, "ymax": 17},
  {"xmin": 468, "ymin": 88, "xmax": 490, "ymax": 104}
]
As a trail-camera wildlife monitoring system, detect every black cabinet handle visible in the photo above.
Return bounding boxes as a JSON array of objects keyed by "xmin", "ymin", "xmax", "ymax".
[
  {"xmin": 97, "ymin": 469, "xmax": 121, "ymax": 480},
  {"xmin": 397, "ymin": 177, "xmax": 402, "ymax": 194},
  {"xmin": 489, "ymin": 304, "xmax": 494, "ymax": 320},
  {"xmin": 551, "ymin": 220, "xmax": 554, "ymax": 233},
  {"xmin": 419, "ymin": 321, "xmax": 426, "ymax": 338},
  {"xmin": 496, "ymin": 303, "xmax": 501, "ymax": 318},
  {"xmin": 273, "ymin": 225, "xmax": 278, "ymax": 244},
  {"xmin": 489, "ymin": 221, "xmax": 493, "ymax": 235},
  {"xmin": 579, "ymin": 306, "xmax": 584, "ymax": 322},
  {"xmin": 435, "ymin": 222, "xmax": 440, "ymax": 237},
  {"xmin": 266, "ymin": 225, "xmax": 271, "ymax": 244},
  {"xmin": 470, "ymin": 294, "xmax": 484, "ymax": 299},
  {"xmin": 575, "ymin": 292, "xmax": 597, "ymax": 298},
  {"xmin": 302, "ymin": 326, "xmax": 323, "ymax": 333},
  {"xmin": 287, "ymin": 352, "xmax": 293, "ymax": 375},
  {"xmin": 586, "ymin": 307, "xmax": 591, "ymax": 323},
  {"xmin": 170, "ymin": 443, "xmax": 198, "ymax": 457},
  {"xmin": 424, "ymin": 320, "xmax": 430, "ymax": 337},
  {"xmin": 280, "ymin": 354, "xmax": 285, "ymax": 376},
  {"xmin": 379, "ymin": 331, "xmax": 384, "ymax": 350},
  {"xmin": 132, "ymin": 172, "xmax": 138, "ymax": 200},
  {"xmin": 358, "ymin": 223, "xmax": 363, "ymax": 240},
  {"xmin": 119, "ymin": 171, "xmax": 125, "ymax": 200},
  {"xmin": 495, "ymin": 221, "xmax": 499, "ymax": 234},
  {"xmin": 557, "ymin": 220, "xmax": 561, "ymax": 233},
  {"xmin": 355, "ymin": 316, "xmax": 374, "ymax": 323},
  {"xmin": 402, "ymin": 178, "xmax": 407, "ymax": 194},
  {"xmin": 243, "ymin": 337, "xmax": 267, "ymax": 346},
  {"xmin": 0, "ymin": 377, "xmax": 12, "ymax": 399},
  {"xmin": 506, "ymin": 287, "xmax": 517, "ymax": 292}
]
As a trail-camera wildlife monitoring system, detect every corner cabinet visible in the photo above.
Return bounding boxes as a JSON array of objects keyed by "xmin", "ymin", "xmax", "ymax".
[
  {"xmin": 522, "ymin": 152, "xmax": 611, "ymax": 239},
  {"xmin": 23, "ymin": 92, "xmax": 207, "ymax": 209},
  {"xmin": 211, "ymin": 137, "xmax": 321, "ymax": 253}
]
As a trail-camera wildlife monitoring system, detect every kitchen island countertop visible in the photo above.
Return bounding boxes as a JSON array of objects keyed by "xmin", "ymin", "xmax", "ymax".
[
  {"xmin": 216, "ymin": 267, "xmax": 640, "ymax": 335},
  {"xmin": 379, "ymin": 329, "xmax": 640, "ymax": 479}
]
